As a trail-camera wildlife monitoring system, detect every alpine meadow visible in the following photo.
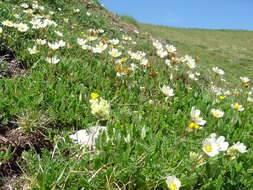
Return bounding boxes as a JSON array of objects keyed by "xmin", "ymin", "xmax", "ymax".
[{"xmin": 0, "ymin": 0, "xmax": 252, "ymax": 189}]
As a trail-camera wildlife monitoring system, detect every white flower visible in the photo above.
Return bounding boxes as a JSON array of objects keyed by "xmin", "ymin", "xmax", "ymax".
[
  {"xmin": 55, "ymin": 31, "xmax": 63, "ymax": 37},
  {"xmin": 74, "ymin": 9, "xmax": 80, "ymax": 13},
  {"xmin": 190, "ymin": 107, "xmax": 206, "ymax": 126},
  {"xmin": 186, "ymin": 60, "xmax": 196, "ymax": 69},
  {"xmin": 202, "ymin": 137, "xmax": 220, "ymax": 157},
  {"xmin": 166, "ymin": 176, "xmax": 181, "ymax": 190},
  {"xmin": 92, "ymin": 42, "xmax": 108, "ymax": 53},
  {"xmin": 247, "ymin": 97, "xmax": 253, "ymax": 103},
  {"xmin": 86, "ymin": 12, "xmax": 91, "ymax": 16},
  {"xmin": 227, "ymin": 142, "xmax": 247, "ymax": 154},
  {"xmin": 46, "ymin": 56, "xmax": 60, "ymax": 64},
  {"xmin": 108, "ymin": 48, "xmax": 122, "ymax": 57},
  {"xmin": 69, "ymin": 126, "xmax": 107, "ymax": 147},
  {"xmin": 152, "ymin": 40, "xmax": 163, "ymax": 50},
  {"xmin": 20, "ymin": 3, "xmax": 29, "ymax": 8},
  {"xmin": 58, "ymin": 40, "xmax": 66, "ymax": 47},
  {"xmin": 166, "ymin": 44, "xmax": 177, "ymax": 53},
  {"xmin": 240, "ymin": 76, "xmax": 250, "ymax": 83},
  {"xmin": 48, "ymin": 42, "xmax": 61, "ymax": 50},
  {"xmin": 28, "ymin": 46, "xmax": 39, "ymax": 54},
  {"xmin": 231, "ymin": 103, "xmax": 244, "ymax": 111},
  {"xmin": 216, "ymin": 136, "xmax": 229, "ymax": 151},
  {"xmin": 122, "ymin": 35, "xmax": 132, "ymax": 41},
  {"xmin": 210, "ymin": 109, "xmax": 224, "ymax": 118},
  {"xmin": 128, "ymin": 51, "xmax": 146, "ymax": 60},
  {"xmin": 140, "ymin": 58, "xmax": 148, "ymax": 66},
  {"xmin": 109, "ymin": 39, "xmax": 119, "ymax": 45},
  {"xmin": 36, "ymin": 39, "xmax": 47, "ymax": 45},
  {"xmin": 212, "ymin": 67, "xmax": 225, "ymax": 75},
  {"xmin": 87, "ymin": 36, "xmax": 97, "ymax": 41},
  {"xmin": 161, "ymin": 85, "xmax": 174, "ymax": 97},
  {"xmin": 16, "ymin": 23, "xmax": 29, "ymax": 32},
  {"xmin": 77, "ymin": 38, "xmax": 87, "ymax": 46},
  {"xmin": 156, "ymin": 49, "xmax": 168, "ymax": 58},
  {"xmin": 2, "ymin": 20, "xmax": 14, "ymax": 27},
  {"xmin": 181, "ymin": 55, "xmax": 196, "ymax": 69}
]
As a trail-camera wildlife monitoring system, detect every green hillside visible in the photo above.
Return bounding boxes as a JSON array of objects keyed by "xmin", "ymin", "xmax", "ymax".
[
  {"xmin": 140, "ymin": 23, "xmax": 253, "ymax": 82},
  {"xmin": 0, "ymin": 0, "xmax": 252, "ymax": 189}
]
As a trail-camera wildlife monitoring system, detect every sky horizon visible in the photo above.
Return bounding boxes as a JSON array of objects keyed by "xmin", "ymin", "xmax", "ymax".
[{"xmin": 99, "ymin": 0, "xmax": 253, "ymax": 31}]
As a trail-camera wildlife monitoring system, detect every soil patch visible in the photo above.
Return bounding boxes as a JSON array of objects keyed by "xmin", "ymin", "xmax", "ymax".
[
  {"xmin": 0, "ymin": 122, "xmax": 52, "ymax": 188},
  {"xmin": 0, "ymin": 45, "xmax": 26, "ymax": 78}
]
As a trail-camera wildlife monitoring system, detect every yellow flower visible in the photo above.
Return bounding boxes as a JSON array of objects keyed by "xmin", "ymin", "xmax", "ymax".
[
  {"xmin": 219, "ymin": 96, "xmax": 225, "ymax": 100},
  {"xmin": 188, "ymin": 122, "xmax": 200, "ymax": 129},
  {"xmin": 91, "ymin": 93, "xmax": 99, "ymax": 100}
]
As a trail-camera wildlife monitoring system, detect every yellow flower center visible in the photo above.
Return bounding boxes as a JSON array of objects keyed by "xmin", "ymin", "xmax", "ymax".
[
  {"xmin": 169, "ymin": 183, "xmax": 177, "ymax": 190},
  {"xmin": 205, "ymin": 145, "xmax": 213, "ymax": 153},
  {"xmin": 233, "ymin": 104, "xmax": 241, "ymax": 110},
  {"xmin": 219, "ymin": 96, "xmax": 225, "ymax": 100},
  {"xmin": 91, "ymin": 93, "xmax": 99, "ymax": 100},
  {"xmin": 189, "ymin": 122, "xmax": 200, "ymax": 129}
]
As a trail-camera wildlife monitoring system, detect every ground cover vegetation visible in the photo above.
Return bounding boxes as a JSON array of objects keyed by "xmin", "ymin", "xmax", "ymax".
[{"xmin": 0, "ymin": 0, "xmax": 252, "ymax": 189}]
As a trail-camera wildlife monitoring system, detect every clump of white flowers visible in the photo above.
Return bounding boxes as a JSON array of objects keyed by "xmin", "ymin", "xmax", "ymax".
[
  {"xmin": 188, "ymin": 107, "xmax": 206, "ymax": 129},
  {"xmin": 89, "ymin": 93, "xmax": 110, "ymax": 120}
]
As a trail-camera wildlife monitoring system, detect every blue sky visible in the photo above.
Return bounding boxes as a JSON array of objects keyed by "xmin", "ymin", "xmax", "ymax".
[{"xmin": 99, "ymin": 0, "xmax": 253, "ymax": 30}]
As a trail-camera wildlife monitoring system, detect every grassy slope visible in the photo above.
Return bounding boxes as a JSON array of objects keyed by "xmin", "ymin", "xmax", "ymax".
[
  {"xmin": 0, "ymin": 0, "xmax": 252, "ymax": 190},
  {"xmin": 140, "ymin": 23, "xmax": 253, "ymax": 82}
]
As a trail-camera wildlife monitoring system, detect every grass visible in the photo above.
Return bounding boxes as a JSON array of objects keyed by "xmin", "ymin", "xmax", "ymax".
[
  {"xmin": 140, "ymin": 23, "xmax": 253, "ymax": 83},
  {"xmin": 0, "ymin": 0, "xmax": 252, "ymax": 189}
]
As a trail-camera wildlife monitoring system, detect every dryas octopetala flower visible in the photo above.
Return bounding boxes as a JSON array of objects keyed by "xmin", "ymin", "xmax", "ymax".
[
  {"xmin": 77, "ymin": 38, "xmax": 87, "ymax": 46},
  {"xmin": 227, "ymin": 142, "xmax": 247, "ymax": 159},
  {"xmin": 2, "ymin": 20, "xmax": 14, "ymax": 27},
  {"xmin": 181, "ymin": 55, "xmax": 196, "ymax": 69},
  {"xmin": 45, "ymin": 56, "xmax": 60, "ymax": 64},
  {"xmin": 212, "ymin": 67, "xmax": 225, "ymax": 75},
  {"xmin": 202, "ymin": 133, "xmax": 229, "ymax": 157},
  {"xmin": 108, "ymin": 48, "xmax": 122, "ymax": 58},
  {"xmin": 90, "ymin": 95, "xmax": 110, "ymax": 120},
  {"xmin": 140, "ymin": 58, "xmax": 148, "ymax": 66},
  {"xmin": 240, "ymin": 76, "xmax": 250, "ymax": 83},
  {"xmin": 92, "ymin": 42, "xmax": 108, "ymax": 53},
  {"xmin": 166, "ymin": 44, "xmax": 177, "ymax": 53},
  {"xmin": 14, "ymin": 23, "xmax": 29, "ymax": 32},
  {"xmin": 231, "ymin": 103, "xmax": 244, "ymax": 111},
  {"xmin": 161, "ymin": 85, "xmax": 174, "ymax": 97},
  {"xmin": 202, "ymin": 136, "xmax": 220, "ymax": 157},
  {"xmin": 28, "ymin": 46, "xmax": 39, "ymax": 54},
  {"xmin": 48, "ymin": 42, "xmax": 61, "ymax": 50},
  {"xmin": 210, "ymin": 109, "xmax": 224, "ymax": 118},
  {"xmin": 128, "ymin": 51, "xmax": 146, "ymax": 60},
  {"xmin": 156, "ymin": 49, "xmax": 168, "ymax": 58},
  {"xmin": 109, "ymin": 38, "xmax": 119, "ymax": 45},
  {"xmin": 188, "ymin": 107, "xmax": 206, "ymax": 129},
  {"xmin": 36, "ymin": 39, "xmax": 47, "ymax": 45},
  {"xmin": 166, "ymin": 176, "xmax": 181, "ymax": 190}
]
